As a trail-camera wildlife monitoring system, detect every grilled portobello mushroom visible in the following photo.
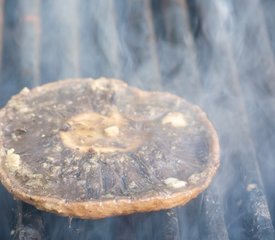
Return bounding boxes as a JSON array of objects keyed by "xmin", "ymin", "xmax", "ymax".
[{"xmin": 0, "ymin": 78, "xmax": 219, "ymax": 219}]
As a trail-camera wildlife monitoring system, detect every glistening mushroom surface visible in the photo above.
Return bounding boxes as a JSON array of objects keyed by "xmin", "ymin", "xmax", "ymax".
[{"xmin": 0, "ymin": 78, "xmax": 219, "ymax": 218}]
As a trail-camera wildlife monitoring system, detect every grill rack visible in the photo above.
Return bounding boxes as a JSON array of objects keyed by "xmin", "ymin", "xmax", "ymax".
[{"xmin": 0, "ymin": 0, "xmax": 275, "ymax": 239}]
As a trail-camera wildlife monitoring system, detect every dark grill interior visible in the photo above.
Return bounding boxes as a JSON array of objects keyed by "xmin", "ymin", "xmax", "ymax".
[{"xmin": 1, "ymin": 0, "xmax": 275, "ymax": 239}]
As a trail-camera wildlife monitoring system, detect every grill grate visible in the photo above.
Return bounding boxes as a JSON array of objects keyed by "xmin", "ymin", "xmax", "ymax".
[{"xmin": 1, "ymin": 0, "xmax": 275, "ymax": 239}]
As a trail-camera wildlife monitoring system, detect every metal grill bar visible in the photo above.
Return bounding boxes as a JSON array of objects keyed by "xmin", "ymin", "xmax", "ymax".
[
  {"xmin": 0, "ymin": 186, "xmax": 14, "ymax": 240},
  {"xmin": 13, "ymin": 201, "xmax": 44, "ymax": 239},
  {"xmin": 200, "ymin": 187, "xmax": 229, "ymax": 240},
  {"xmin": 152, "ymin": 0, "xmax": 201, "ymax": 102},
  {"xmin": 79, "ymin": 1, "xmax": 121, "ymax": 79},
  {"xmin": 40, "ymin": 0, "xmax": 80, "ymax": 82},
  {"xmin": 17, "ymin": 0, "xmax": 40, "ymax": 87},
  {"xmin": 261, "ymin": 0, "xmax": 275, "ymax": 56},
  {"xmin": 115, "ymin": 0, "xmax": 161, "ymax": 90},
  {"xmin": 1, "ymin": 0, "xmax": 21, "ymax": 106},
  {"xmin": 0, "ymin": 0, "xmax": 4, "ymax": 82},
  {"xmin": 162, "ymin": 209, "xmax": 180, "ymax": 240},
  {"xmin": 55, "ymin": 0, "xmax": 80, "ymax": 79}
]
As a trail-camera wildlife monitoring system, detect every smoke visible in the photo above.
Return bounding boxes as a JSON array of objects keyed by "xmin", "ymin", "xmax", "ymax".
[
  {"xmin": 1, "ymin": 0, "xmax": 275, "ymax": 239},
  {"xmin": 190, "ymin": 0, "xmax": 275, "ymax": 239}
]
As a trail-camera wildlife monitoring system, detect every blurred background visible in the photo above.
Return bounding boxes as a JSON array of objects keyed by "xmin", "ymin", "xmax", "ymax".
[{"xmin": 1, "ymin": 0, "xmax": 275, "ymax": 239}]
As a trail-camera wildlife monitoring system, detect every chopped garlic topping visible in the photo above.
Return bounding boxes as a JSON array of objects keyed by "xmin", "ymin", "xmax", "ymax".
[
  {"xmin": 164, "ymin": 177, "xmax": 187, "ymax": 188},
  {"xmin": 5, "ymin": 148, "xmax": 21, "ymax": 171},
  {"xmin": 247, "ymin": 183, "xmax": 257, "ymax": 192},
  {"xmin": 20, "ymin": 87, "xmax": 30, "ymax": 94},
  {"xmin": 104, "ymin": 126, "xmax": 120, "ymax": 137},
  {"xmin": 162, "ymin": 112, "xmax": 187, "ymax": 128}
]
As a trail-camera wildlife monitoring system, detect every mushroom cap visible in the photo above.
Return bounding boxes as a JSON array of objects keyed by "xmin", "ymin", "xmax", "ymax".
[{"xmin": 0, "ymin": 78, "xmax": 219, "ymax": 219}]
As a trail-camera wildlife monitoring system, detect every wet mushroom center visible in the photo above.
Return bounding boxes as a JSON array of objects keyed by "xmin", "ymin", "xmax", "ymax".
[{"xmin": 59, "ymin": 111, "xmax": 146, "ymax": 153}]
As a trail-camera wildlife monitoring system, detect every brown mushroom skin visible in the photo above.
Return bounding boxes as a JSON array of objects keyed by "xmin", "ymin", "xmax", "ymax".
[{"xmin": 0, "ymin": 78, "xmax": 220, "ymax": 219}]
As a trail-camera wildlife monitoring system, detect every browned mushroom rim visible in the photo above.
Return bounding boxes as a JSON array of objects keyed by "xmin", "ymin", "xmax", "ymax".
[{"xmin": 0, "ymin": 78, "xmax": 220, "ymax": 219}]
